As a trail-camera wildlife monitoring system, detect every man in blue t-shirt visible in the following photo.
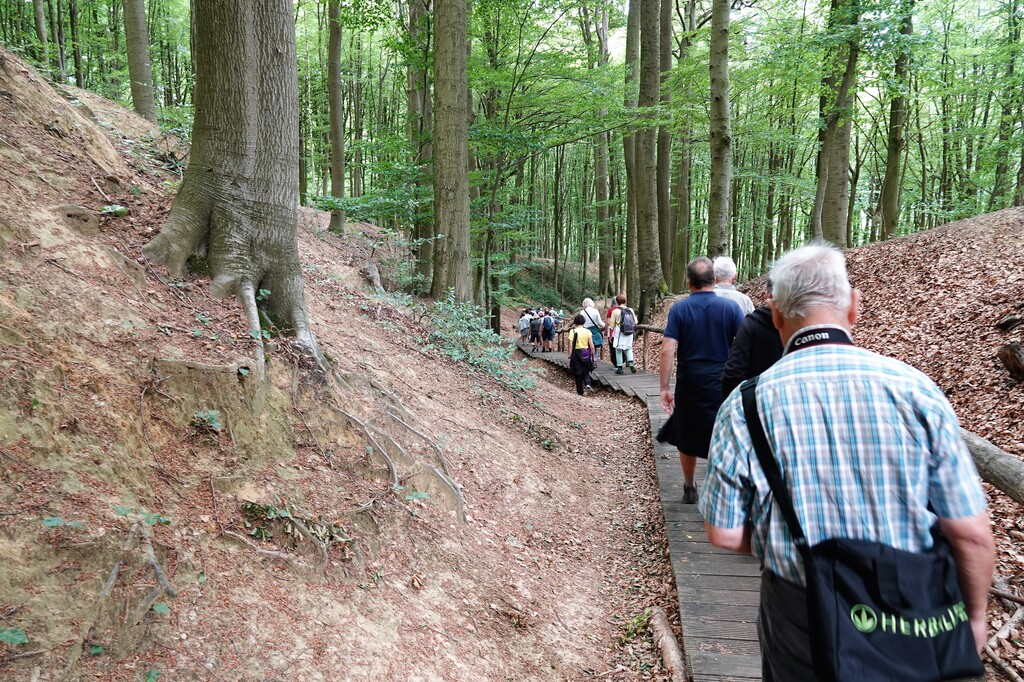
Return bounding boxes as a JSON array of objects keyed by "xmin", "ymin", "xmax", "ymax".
[{"xmin": 658, "ymin": 257, "xmax": 744, "ymax": 503}]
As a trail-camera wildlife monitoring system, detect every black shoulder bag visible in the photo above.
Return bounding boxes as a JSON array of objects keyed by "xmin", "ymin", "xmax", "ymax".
[{"xmin": 740, "ymin": 377, "xmax": 983, "ymax": 682}]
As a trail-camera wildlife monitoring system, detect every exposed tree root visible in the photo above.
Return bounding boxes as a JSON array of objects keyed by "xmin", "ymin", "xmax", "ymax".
[
  {"xmin": 326, "ymin": 403, "xmax": 399, "ymax": 489},
  {"xmin": 222, "ymin": 530, "xmax": 308, "ymax": 569},
  {"xmin": 239, "ymin": 283, "xmax": 267, "ymax": 381},
  {"xmin": 650, "ymin": 606, "xmax": 687, "ymax": 682},
  {"xmin": 384, "ymin": 407, "xmax": 452, "ymax": 477}
]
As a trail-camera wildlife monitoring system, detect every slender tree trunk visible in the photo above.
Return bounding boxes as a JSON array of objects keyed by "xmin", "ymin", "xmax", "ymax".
[
  {"xmin": 328, "ymin": 0, "xmax": 346, "ymax": 233},
  {"xmin": 623, "ymin": 0, "xmax": 640, "ymax": 300},
  {"xmin": 430, "ymin": 0, "xmax": 471, "ymax": 300},
  {"xmin": 810, "ymin": 0, "xmax": 860, "ymax": 244},
  {"xmin": 407, "ymin": 0, "xmax": 433, "ymax": 292},
  {"xmin": 989, "ymin": 0, "xmax": 1019, "ymax": 211},
  {"xmin": 68, "ymin": 0, "xmax": 82, "ymax": 87},
  {"xmin": 656, "ymin": 0, "xmax": 673, "ymax": 277},
  {"xmin": 32, "ymin": 0, "xmax": 48, "ymax": 68},
  {"xmin": 635, "ymin": 0, "xmax": 666, "ymax": 321},
  {"xmin": 707, "ymin": 0, "xmax": 731, "ymax": 257},
  {"xmin": 122, "ymin": 0, "xmax": 157, "ymax": 122},
  {"xmin": 880, "ymin": 0, "xmax": 912, "ymax": 240},
  {"xmin": 142, "ymin": 0, "xmax": 319, "ymax": 359}
]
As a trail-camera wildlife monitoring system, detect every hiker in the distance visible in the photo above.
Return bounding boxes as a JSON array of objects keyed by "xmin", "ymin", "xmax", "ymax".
[
  {"xmin": 608, "ymin": 294, "xmax": 638, "ymax": 375},
  {"xmin": 605, "ymin": 296, "xmax": 620, "ymax": 370},
  {"xmin": 529, "ymin": 311, "xmax": 543, "ymax": 351},
  {"xmin": 567, "ymin": 313, "xmax": 597, "ymax": 395},
  {"xmin": 541, "ymin": 310, "xmax": 556, "ymax": 352},
  {"xmin": 517, "ymin": 309, "xmax": 532, "ymax": 345},
  {"xmin": 580, "ymin": 298, "xmax": 606, "ymax": 360}
]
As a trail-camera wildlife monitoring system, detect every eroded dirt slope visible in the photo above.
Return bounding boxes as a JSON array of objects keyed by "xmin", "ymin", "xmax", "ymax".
[{"xmin": 0, "ymin": 48, "xmax": 677, "ymax": 681}]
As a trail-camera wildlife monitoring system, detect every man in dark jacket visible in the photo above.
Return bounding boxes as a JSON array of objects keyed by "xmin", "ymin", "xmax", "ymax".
[{"xmin": 720, "ymin": 303, "xmax": 784, "ymax": 400}]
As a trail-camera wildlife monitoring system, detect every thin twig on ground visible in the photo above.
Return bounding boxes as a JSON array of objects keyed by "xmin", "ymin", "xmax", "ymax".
[{"xmin": 985, "ymin": 645, "xmax": 1024, "ymax": 682}]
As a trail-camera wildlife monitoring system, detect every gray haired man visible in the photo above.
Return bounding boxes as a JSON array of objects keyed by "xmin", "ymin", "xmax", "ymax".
[
  {"xmin": 700, "ymin": 244, "xmax": 993, "ymax": 680},
  {"xmin": 712, "ymin": 256, "xmax": 754, "ymax": 315}
]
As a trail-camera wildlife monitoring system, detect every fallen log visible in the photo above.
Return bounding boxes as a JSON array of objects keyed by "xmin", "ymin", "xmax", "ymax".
[{"xmin": 961, "ymin": 429, "xmax": 1024, "ymax": 506}]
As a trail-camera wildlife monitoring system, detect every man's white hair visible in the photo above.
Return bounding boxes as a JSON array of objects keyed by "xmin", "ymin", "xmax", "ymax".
[
  {"xmin": 712, "ymin": 256, "xmax": 738, "ymax": 281},
  {"xmin": 769, "ymin": 243, "xmax": 852, "ymax": 319},
  {"xmin": 582, "ymin": 297, "xmax": 595, "ymax": 308}
]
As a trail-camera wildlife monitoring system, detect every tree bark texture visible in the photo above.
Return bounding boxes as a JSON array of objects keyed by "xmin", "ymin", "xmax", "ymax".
[
  {"xmin": 328, "ymin": 0, "xmax": 346, "ymax": 234},
  {"xmin": 429, "ymin": 0, "xmax": 471, "ymax": 301},
  {"xmin": 998, "ymin": 342, "xmax": 1024, "ymax": 381},
  {"xmin": 122, "ymin": 0, "xmax": 157, "ymax": 123},
  {"xmin": 961, "ymin": 429, "xmax": 1024, "ymax": 507},
  {"xmin": 408, "ymin": 0, "xmax": 433, "ymax": 292},
  {"xmin": 32, "ymin": 0, "xmax": 47, "ymax": 68},
  {"xmin": 635, "ymin": 0, "xmax": 666, "ymax": 321},
  {"xmin": 656, "ymin": 0, "xmax": 673, "ymax": 278},
  {"xmin": 623, "ymin": 0, "xmax": 640, "ymax": 300},
  {"xmin": 707, "ymin": 0, "xmax": 731, "ymax": 257},
  {"xmin": 810, "ymin": 0, "xmax": 859, "ymax": 245},
  {"xmin": 142, "ymin": 0, "xmax": 319, "ymax": 357},
  {"xmin": 880, "ymin": 1, "xmax": 912, "ymax": 240},
  {"xmin": 593, "ymin": 8, "xmax": 613, "ymax": 297}
]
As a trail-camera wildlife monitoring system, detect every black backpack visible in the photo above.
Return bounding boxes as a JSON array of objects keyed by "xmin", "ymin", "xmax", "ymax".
[{"xmin": 619, "ymin": 307, "xmax": 636, "ymax": 336}]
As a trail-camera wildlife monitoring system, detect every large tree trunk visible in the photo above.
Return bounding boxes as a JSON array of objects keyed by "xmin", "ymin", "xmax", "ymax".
[
  {"xmin": 429, "ymin": 0, "xmax": 471, "ymax": 301},
  {"xmin": 656, "ymin": 0, "xmax": 673, "ymax": 278},
  {"xmin": 68, "ymin": 0, "xmax": 82, "ymax": 87},
  {"xmin": 880, "ymin": 1, "xmax": 912, "ymax": 240},
  {"xmin": 122, "ymin": 0, "xmax": 157, "ymax": 123},
  {"xmin": 810, "ymin": 0, "xmax": 860, "ymax": 244},
  {"xmin": 328, "ymin": 0, "xmax": 346, "ymax": 234},
  {"xmin": 592, "ymin": 7, "xmax": 613, "ymax": 297},
  {"xmin": 142, "ymin": 0, "xmax": 320, "ymax": 360},
  {"xmin": 623, "ymin": 0, "xmax": 640, "ymax": 300},
  {"xmin": 32, "ymin": 0, "xmax": 47, "ymax": 68},
  {"xmin": 408, "ymin": 0, "xmax": 433, "ymax": 293},
  {"xmin": 707, "ymin": 0, "xmax": 731, "ymax": 257},
  {"xmin": 635, "ymin": 0, "xmax": 666, "ymax": 322}
]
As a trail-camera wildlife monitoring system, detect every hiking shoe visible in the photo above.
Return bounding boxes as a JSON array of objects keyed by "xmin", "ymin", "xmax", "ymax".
[
  {"xmin": 629, "ymin": 363, "xmax": 637, "ymax": 374},
  {"xmin": 682, "ymin": 485, "xmax": 698, "ymax": 504},
  {"xmin": 614, "ymin": 367, "xmax": 624, "ymax": 375},
  {"xmin": 584, "ymin": 385, "xmax": 594, "ymax": 395}
]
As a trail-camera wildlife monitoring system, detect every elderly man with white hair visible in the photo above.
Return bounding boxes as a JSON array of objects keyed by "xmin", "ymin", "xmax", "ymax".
[
  {"xmin": 699, "ymin": 243, "xmax": 993, "ymax": 681},
  {"xmin": 712, "ymin": 255, "xmax": 754, "ymax": 315}
]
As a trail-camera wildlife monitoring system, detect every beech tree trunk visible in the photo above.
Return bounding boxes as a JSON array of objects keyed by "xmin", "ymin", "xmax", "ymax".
[
  {"xmin": 623, "ymin": 0, "xmax": 640, "ymax": 300},
  {"xmin": 328, "ymin": 0, "xmax": 346, "ymax": 234},
  {"xmin": 429, "ymin": 0, "xmax": 471, "ymax": 301},
  {"xmin": 408, "ymin": 0, "xmax": 433, "ymax": 293},
  {"xmin": 636, "ymin": 0, "xmax": 666, "ymax": 321},
  {"xmin": 142, "ymin": 0, "xmax": 319, "ymax": 358},
  {"xmin": 707, "ymin": 0, "xmax": 731, "ymax": 257},
  {"xmin": 32, "ymin": 0, "xmax": 47, "ymax": 68},
  {"xmin": 122, "ymin": 0, "xmax": 156, "ymax": 123},
  {"xmin": 880, "ymin": 0, "xmax": 912, "ymax": 240},
  {"xmin": 810, "ymin": 0, "xmax": 860, "ymax": 244},
  {"xmin": 961, "ymin": 429, "xmax": 1024, "ymax": 507},
  {"xmin": 656, "ymin": 0, "xmax": 673, "ymax": 278}
]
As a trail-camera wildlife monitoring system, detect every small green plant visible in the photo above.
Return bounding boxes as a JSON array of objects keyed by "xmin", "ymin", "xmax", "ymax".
[
  {"xmin": 152, "ymin": 603, "xmax": 170, "ymax": 615},
  {"xmin": 101, "ymin": 204, "xmax": 130, "ymax": 217},
  {"xmin": 190, "ymin": 410, "xmax": 223, "ymax": 433},
  {"xmin": 89, "ymin": 644, "xmax": 105, "ymax": 655},
  {"xmin": 618, "ymin": 608, "xmax": 652, "ymax": 645},
  {"xmin": 143, "ymin": 670, "xmax": 160, "ymax": 682},
  {"xmin": 128, "ymin": 185, "xmax": 142, "ymax": 196},
  {"xmin": 113, "ymin": 505, "xmax": 171, "ymax": 526},
  {"xmin": 194, "ymin": 312, "xmax": 210, "ymax": 324},
  {"xmin": 255, "ymin": 289, "xmax": 271, "ymax": 302},
  {"xmin": 0, "ymin": 627, "xmax": 27, "ymax": 645},
  {"xmin": 42, "ymin": 517, "xmax": 85, "ymax": 529},
  {"xmin": 404, "ymin": 491, "xmax": 430, "ymax": 502}
]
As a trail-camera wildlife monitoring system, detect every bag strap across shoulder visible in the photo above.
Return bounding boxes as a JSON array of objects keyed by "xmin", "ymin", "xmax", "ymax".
[{"xmin": 740, "ymin": 378, "xmax": 812, "ymax": 564}]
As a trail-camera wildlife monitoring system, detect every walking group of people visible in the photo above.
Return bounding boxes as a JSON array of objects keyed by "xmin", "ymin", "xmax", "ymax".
[
  {"xmin": 652, "ymin": 246, "xmax": 993, "ymax": 681},
  {"xmin": 517, "ymin": 307, "xmax": 563, "ymax": 352},
  {"xmin": 518, "ymin": 245, "xmax": 994, "ymax": 679}
]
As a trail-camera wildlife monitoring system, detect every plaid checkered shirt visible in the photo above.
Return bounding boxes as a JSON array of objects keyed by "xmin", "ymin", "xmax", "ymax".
[{"xmin": 699, "ymin": 326, "xmax": 988, "ymax": 586}]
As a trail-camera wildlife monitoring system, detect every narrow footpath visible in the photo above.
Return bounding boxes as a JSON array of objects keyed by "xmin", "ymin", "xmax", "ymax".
[{"xmin": 518, "ymin": 343, "xmax": 763, "ymax": 682}]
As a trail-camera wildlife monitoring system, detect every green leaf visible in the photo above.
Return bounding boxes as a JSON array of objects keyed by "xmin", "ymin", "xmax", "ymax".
[
  {"xmin": 42, "ymin": 517, "xmax": 64, "ymax": 527},
  {"xmin": 152, "ymin": 603, "xmax": 169, "ymax": 615},
  {"xmin": 191, "ymin": 329, "xmax": 203, "ymax": 337},
  {"xmin": 0, "ymin": 627, "xmax": 28, "ymax": 645},
  {"xmin": 248, "ymin": 329, "xmax": 261, "ymax": 339},
  {"xmin": 237, "ymin": 367, "xmax": 250, "ymax": 376},
  {"xmin": 144, "ymin": 670, "xmax": 161, "ymax": 682},
  {"xmin": 89, "ymin": 644, "xmax": 105, "ymax": 655},
  {"xmin": 101, "ymin": 204, "xmax": 129, "ymax": 217},
  {"xmin": 405, "ymin": 491, "xmax": 430, "ymax": 501},
  {"xmin": 197, "ymin": 571, "xmax": 206, "ymax": 585},
  {"xmin": 113, "ymin": 505, "xmax": 133, "ymax": 517}
]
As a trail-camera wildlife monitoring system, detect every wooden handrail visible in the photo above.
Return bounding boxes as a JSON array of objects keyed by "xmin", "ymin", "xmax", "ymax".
[{"xmin": 636, "ymin": 324, "xmax": 665, "ymax": 372}]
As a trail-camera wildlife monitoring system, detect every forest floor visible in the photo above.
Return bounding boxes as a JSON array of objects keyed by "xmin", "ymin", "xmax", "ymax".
[{"xmin": 0, "ymin": 48, "xmax": 679, "ymax": 680}]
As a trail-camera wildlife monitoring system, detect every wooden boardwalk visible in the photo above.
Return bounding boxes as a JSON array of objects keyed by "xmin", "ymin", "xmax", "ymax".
[{"xmin": 519, "ymin": 343, "xmax": 762, "ymax": 682}]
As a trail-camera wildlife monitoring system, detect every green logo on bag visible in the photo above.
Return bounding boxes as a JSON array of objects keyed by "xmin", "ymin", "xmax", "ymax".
[{"xmin": 851, "ymin": 604, "xmax": 878, "ymax": 633}]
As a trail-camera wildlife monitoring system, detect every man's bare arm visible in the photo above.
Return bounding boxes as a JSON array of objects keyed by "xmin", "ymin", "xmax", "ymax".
[
  {"xmin": 659, "ymin": 337, "xmax": 677, "ymax": 414},
  {"xmin": 938, "ymin": 511, "xmax": 995, "ymax": 653},
  {"xmin": 704, "ymin": 522, "xmax": 752, "ymax": 554}
]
